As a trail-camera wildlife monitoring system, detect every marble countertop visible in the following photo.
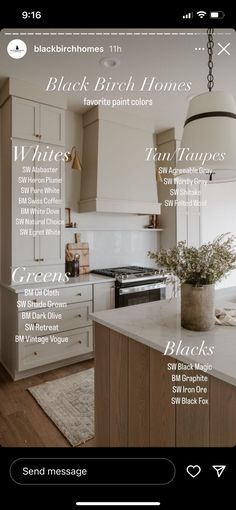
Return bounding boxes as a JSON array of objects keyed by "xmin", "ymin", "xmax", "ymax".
[
  {"xmin": 3, "ymin": 273, "xmax": 115, "ymax": 293},
  {"xmin": 91, "ymin": 287, "xmax": 236, "ymax": 387}
]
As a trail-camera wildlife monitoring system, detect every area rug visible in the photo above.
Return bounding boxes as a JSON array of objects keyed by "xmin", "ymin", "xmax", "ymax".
[{"xmin": 28, "ymin": 368, "xmax": 94, "ymax": 446}]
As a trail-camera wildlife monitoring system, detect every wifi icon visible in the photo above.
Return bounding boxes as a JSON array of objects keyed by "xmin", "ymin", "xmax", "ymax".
[{"xmin": 197, "ymin": 10, "xmax": 207, "ymax": 18}]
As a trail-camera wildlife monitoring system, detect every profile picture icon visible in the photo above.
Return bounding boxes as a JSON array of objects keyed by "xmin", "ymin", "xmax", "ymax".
[{"xmin": 7, "ymin": 39, "xmax": 27, "ymax": 59}]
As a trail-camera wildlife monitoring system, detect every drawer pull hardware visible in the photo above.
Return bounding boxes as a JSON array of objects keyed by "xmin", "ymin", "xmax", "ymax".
[
  {"xmin": 34, "ymin": 134, "xmax": 42, "ymax": 138},
  {"xmin": 34, "ymin": 322, "xmax": 37, "ymax": 327},
  {"xmin": 77, "ymin": 293, "xmax": 82, "ymax": 296},
  {"xmin": 33, "ymin": 299, "xmax": 37, "ymax": 303},
  {"xmin": 33, "ymin": 351, "xmax": 38, "ymax": 356},
  {"xmin": 35, "ymin": 258, "xmax": 40, "ymax": 262},
  {"xmin": 78, "ymin": 314, "xmax": 82, "ymax": 318},
  {"xmin": 39, "ymin": 258, "xmax": 44, "ymax": 262},
  {"xmin": 78, "ymin": 340, "xmax": 82, "ymax": 344}
]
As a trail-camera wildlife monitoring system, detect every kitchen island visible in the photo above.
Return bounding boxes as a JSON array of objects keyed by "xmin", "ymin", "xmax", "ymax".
[{"xmin": 91, "ymin": 287, "xmax": 236, "ymax": 447}]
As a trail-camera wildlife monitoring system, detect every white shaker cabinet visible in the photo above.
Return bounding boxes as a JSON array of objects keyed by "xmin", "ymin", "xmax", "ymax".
[
  {"xmin": 1, "ymin": 284, "xmax": 94, "ymax": 380},
  {"xmin": 12, "ymin": 97, "xmax": 65, "ymax": 146},
  {"xmin": 0, "ymin": 96, "xmax": 66, "ymax": 285},
  {"xmin": 11, "ymin": 140, "xmax": 64, "ymax": 268},
  {"xmin": 40, "ymin": 104, "xmax": 65, "ymax": 146},
  {"xmin": 12, "ymin": 98, "xmax": 40, "ymax": 142},
  {"xmin": 93, "ymin": 281, "xmax": 116, "ymax": 311},
  {"xmin": 157, "ymin": 129, "xmax": 202, "ymax": 249}
]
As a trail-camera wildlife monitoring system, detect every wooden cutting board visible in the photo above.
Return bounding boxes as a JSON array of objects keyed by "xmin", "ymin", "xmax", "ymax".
[{"xmin": 66, "ymin": 233, "xmax": 90, "ymax": 273}]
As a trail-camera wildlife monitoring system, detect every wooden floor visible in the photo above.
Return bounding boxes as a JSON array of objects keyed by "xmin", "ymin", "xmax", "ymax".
[{"xmin": 0, "ymin": 361, "xmax": 96, "ymax": 447}]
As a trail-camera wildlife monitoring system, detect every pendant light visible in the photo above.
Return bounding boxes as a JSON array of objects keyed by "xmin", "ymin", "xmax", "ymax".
[{"xmin": 180, "ymin": 29, "xmax": 236, "ymax": 171}]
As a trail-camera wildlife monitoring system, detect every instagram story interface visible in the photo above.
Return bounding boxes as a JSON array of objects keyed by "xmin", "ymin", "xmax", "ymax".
[{"xmin": 0, "ymin": 19, "xmax": 236, "ymax": 506}]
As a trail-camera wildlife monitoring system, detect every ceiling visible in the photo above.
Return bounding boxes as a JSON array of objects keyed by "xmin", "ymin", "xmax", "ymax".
[{"xmin": 0, "ymin": 28, "xmax": 235, "ymax": 133}]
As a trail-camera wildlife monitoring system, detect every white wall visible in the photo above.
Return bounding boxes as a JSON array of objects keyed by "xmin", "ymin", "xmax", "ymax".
[
  {"xmin": 65, "ymin": 112, "xmax": 160, "ymax": 269},
  {"xmin": 201, "ymin": 180, "xmax": 236, "ymax": 289}
]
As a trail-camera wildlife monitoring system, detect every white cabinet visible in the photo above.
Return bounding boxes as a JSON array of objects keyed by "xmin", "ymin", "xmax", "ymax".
[
  {"xmin": 0, "ymin": 97, "xmax": 65, "ymax": 285},
  {"xmin": 18, "ymin": 302, "xmax": 92, "ymax": 335},
  {"xmin": 0, "ymin": 280, "xmax": 117, "ymax": 380},
  {"xmin": 93, "ymin": 281, "xmax": 116, "ymax": 311},
  {"xmin": 158, "ymin": 176, "xmax": 202, "ymax": 249},
  {"xmin": 40, "ymin": 104, "xmax": 65, "ymax": 145},
  {"xmin": 12, "ymin": 97, "xmax": 65, "ymax": 146},
  {"xmin": 11, "ymin": 140, "xmax": 65, "ymax": 269},
  {"xmin": 157, "ymin": 129, "xmax": 202, "ymax": 249},
  {"xmin": 18, "ymin": 327, "xmax": 93, "ymax": 371},
  {"xmin": 12, "ymin": 98, "xmax": 39, "ymax": 142},
  {"xmin": 1, "ymin": 284, "xmax": 94, "ymax": 380}
]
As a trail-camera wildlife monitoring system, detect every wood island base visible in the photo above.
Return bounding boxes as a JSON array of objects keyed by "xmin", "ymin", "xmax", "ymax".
[{"xmin": 95, "ymin": 323, "xmax": 236, "ymax": 447}]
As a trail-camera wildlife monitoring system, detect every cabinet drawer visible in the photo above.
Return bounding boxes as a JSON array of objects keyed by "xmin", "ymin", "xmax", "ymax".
[
  {"xmin": 48, "ymin": 284, "xmax": 93, "ymax": 304},
  {"xmin": 18, "ymin": 302, "xmax": 92, "ymax": 334},
  {"xmin": 17, "ymin": 284, "xmax": 93, "ymax": 310},
  {"xmin": 18, "ymin": 326, "xmax": 93, "ymax": 370}
]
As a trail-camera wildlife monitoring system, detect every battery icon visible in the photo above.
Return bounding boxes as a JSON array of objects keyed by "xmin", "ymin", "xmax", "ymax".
[{"xmin": 210, "ymin": 11, "xmax": 225, "ymax": 18}]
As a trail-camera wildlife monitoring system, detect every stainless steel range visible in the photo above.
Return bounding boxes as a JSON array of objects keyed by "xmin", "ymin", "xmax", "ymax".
[{"xmin": 92, "ymin": 266, "xmax": 166, "ymax": 307}]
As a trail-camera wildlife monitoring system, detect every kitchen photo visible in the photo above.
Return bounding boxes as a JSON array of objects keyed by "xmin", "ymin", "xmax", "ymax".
[{"xmin": 0, "ymin": 27, "xmax": 236, "ymax": 448}]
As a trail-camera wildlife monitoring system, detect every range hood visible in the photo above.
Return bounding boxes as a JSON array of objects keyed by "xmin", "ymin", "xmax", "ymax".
[{"xmin": 79, "ymin": 107, "xmax": 161, "ymax": 214}]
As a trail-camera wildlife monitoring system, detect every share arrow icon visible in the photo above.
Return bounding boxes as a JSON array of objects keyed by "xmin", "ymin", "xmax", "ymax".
[{"xmin": 212, "ymin": 465, "xmax": 226, "ymax": 478}]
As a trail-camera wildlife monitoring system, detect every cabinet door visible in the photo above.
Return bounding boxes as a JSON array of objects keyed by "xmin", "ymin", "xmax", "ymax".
[
  {"xmin": 176, "ymin": 180, "xmax": 201, "ymax": 248},
  {"xmin": 37, "ymin": 145, "xmax": 65, "ymax": 264},
  {"xmin": 39, "ymin": 144, "xmax": 65, "ymax": 201},
  {"xmin": 38, "ymin": 206, "xmax": 64, "ymax": 264},
  {"xmin": 40, "ymin": 105, "xmax": 65, "ymax": 146},
  {"xmin": 11, "ymin": 139, "xmax": 40, "ymax": 266},
  {"xmin": 186, "ymin": 181, "xmax": 201, "ymax": 248},
  {"xmin": 12, "ymin": 98, "xmax": 40, "ymax": 142},
  {"xmin": 93, "ymin": 282, "xmax": 116, "ymax": 311}
]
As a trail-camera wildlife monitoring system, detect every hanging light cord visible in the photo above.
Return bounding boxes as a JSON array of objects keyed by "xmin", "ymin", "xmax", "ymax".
[{"xmin": 207, "ymin": 28, "xmax": 214, "ymax": 92}]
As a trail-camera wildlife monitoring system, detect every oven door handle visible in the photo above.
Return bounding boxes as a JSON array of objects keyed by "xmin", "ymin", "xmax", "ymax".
[{"xmin": 118, "ymin": 283, "xmax": 166, "ymax": 295}]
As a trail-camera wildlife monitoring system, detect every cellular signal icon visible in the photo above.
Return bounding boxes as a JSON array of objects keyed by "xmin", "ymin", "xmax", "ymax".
[{"xmin": 183, "ymin": 12, "xmax": 193, "ymax": 19}]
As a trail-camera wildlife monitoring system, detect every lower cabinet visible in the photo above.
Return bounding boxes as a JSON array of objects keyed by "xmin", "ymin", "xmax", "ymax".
[
  {"xmin": 18, "ymin": 327, "xmax": 93, "ymax": 371},
  {"xmin": 1, "ymin": 284, "xmax": 94, "ymax": 380},
  {"xmin": 93, "ymin": 281, "xmax": 115, "ymax": 311},
  {"xmin": 1, "ymin": 280, "xmax": 116, "ymax": 380}
]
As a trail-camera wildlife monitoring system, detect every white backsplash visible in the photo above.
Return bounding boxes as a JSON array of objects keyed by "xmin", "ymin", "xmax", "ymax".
[{"xmin": 64, "ymin": 213, "xmax": 160, "ymax": 269}]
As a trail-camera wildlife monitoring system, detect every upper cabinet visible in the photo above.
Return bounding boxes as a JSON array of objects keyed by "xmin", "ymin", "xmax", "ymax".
[
  {"xmin": 12, "ymin": 97, "xmax": 65, "ymax": 146},
  {"xmin": 11, "ymin": 139, "xmax": 65, "ymax": 270},
  {"xmin": 157, "ymin": 128, "xmax": 202, "ymax": 249},
  {"xmin": 12, "ymin": 98, "xmax": 40, "ymax": 142},
  {"xmin": 0, "ymin": 90, "xmax": 66, "ymax": 285},
  {"xmin": 40, "ymin": 104, "xmax": 65, "ymax": 146},
  {"xmin": 80, "ymin": 107, "xmax": 161, "ymax": 214}
]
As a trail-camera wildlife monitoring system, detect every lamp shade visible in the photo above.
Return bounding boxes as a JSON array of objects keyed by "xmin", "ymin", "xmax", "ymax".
[
  {"xmin": 180, "ymin": 91, "xmax": 236, "ymax": 170},
  {"xmin": 71, "ymin": 152, "xmax": 82, "ymax": 171}
]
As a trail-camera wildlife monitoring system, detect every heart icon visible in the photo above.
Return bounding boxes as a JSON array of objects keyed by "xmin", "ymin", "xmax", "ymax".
[{"xmin": 186, "ymin": 465, "xmax": 201, "ymax": 478}]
